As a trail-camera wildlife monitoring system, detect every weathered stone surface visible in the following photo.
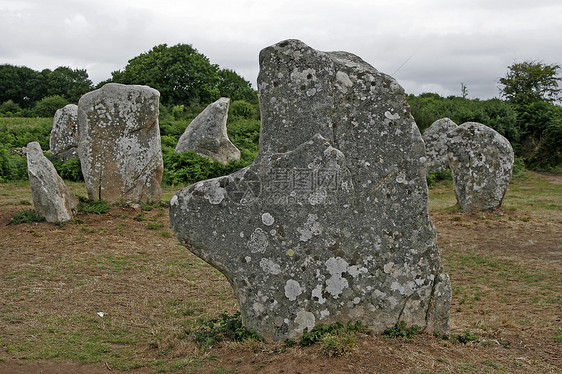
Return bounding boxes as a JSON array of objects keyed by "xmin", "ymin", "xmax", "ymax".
[
  {"xmin": 78, "ymin": 83, "xmax": 163, "ymax": 203},
  {"xmin": 446, "ymin": 122, "xmax": 514, "ymax": 212},
  {"xmin": 26, "ymin": 141, "xmax": 78, "ymax": 222},
  {"xmin": 175, "ymin": 97, "xmax": 240, "ymax": 164},
  {"xmin": 170, "ymin": 40, "xmax": 451, "ymax": 341},
  {"xmin": 422, "ymin": 118, "xmax": 458, "ymax": 172},
  {"xmin": 49, "ymin": 104, "xmax": 79, "ymax": 161}
]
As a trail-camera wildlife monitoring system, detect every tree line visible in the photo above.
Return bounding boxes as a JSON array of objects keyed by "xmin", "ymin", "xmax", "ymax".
[
  {"xmin": 0, "ymin": 43, "xmax": 257, "ymax": 117},
  {"xmin": 0, "ymin": 44, "xmax": 560, "ymax": 170}
]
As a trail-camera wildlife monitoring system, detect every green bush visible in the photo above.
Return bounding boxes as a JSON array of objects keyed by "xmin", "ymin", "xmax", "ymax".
[
  {"xmin": 383, "ymin": 321, "xmax": 421, "ymax": 341},
  {"xmin": 0, "ymin": 144, "xmax": 28, "ymax": 182},
  {"xmin": 162, "ymin": 147, "xmax": 251, "ymax": 186},
  {"xmin": 426, "ymin": 168, "xmax": 453, "ymax": 187},
  {"xmin": 299, "ymin": 320, "xmax": 366, "ymax": 346},
  {"xmin": 77, "ymin": 197, "xmax": 110, "ymax": 215},
  {"xmin": 33, "ymin": 95, "xmax": 69, "ymax": 117},
  {"xmin": 229, "ymin": 100, "xmax": 257, "ymax": 119},
  {"xmin": 192, "ymin": 311, "xmax": 263, "ymax": 349},
  {"xmin": 0, "ymin": 100, "xmax": 22, "ymax": 116},
  {"xmin": 9, "ymin": 209, "xmax": 45, "ymax": 224}
]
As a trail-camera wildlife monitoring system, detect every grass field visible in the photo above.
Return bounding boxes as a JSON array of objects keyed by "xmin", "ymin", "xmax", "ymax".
[{"xmin": 0, "ymin": 172, "xmax": 560, "ymax": 373}]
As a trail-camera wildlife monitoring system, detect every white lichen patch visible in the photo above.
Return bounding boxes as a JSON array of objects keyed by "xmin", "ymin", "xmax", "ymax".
[
  {"xmin": 384, "ymin": 111, "xmax": 400, "ymax": 120},
  {"xmin": 260, "ymin": 258, "xmax": 281, "ymax": 275},
  {"xmin": 336, "ymin": 71, "xmax": 353, "ymax": 88},
  {"xmin": 247, "ymin": 228, "xmax": 269, "ymax": 253},
  {"xmin": 311, "ymin": 284, "xmax": 326, "ymax": 304},
  {"xmin": 325, "ymin": 257, "xmax": 349, "ymax": 299},
  {"xmin": 297, "ymin": 214, "xmax": 323, "ymax": 241},
  {"xmin": 294, "ymin": 310, "xmax": 315, "ymax": 333},
  {"xmin": 194, "ymin": 179, "xmax": 226, "ymax": 205},
  {"xmin": 284, "ymin": 279, "xmax": 302, "ymax": 301},
  {"xmin": 261, "ymin": 212, "xmax": 275, "ymax": 226}
]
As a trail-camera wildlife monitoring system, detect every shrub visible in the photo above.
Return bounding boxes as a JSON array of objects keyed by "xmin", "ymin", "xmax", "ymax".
[
  {"xmin": 0, "ymin": 144, "xmax": 27, "ymax": 182},
  {"xmin": 299, "ymin": 320, "xmax": 366, "ymax": 346},
  {"xmin": 192, "ymin": 311, "xmax": 263, "ymax": 349},
  {"xmin": 426, "ymin": 168, "xmax": 453, "ymax": 187},
  {"xmin": 383, "ymin": 321, "xmax": 421, "ymax": 341},
  {"xmin": 33, "ymin": 95, "xmax": 69, "ymax": 117},
  {"xmin": 162, "ymin": 148, "xmax": 251, "ymax": 186},
  {"xmin": 320, "ymin": 331, "xmax": 358, "ymax": 357},
  {"xmin": 229, "ymin": 100, "xmax": 257, "ymax": 119},
  {"xmin": 9, "ymin": 209, "xmax": 45, "ymax": 224},
  {"xmin": 77, "ymin": 197, "xmax": 110, "ymax": 214},
  {"xmin": 0, "ymin": 100, "xmax": 22, "ymax": 116}
]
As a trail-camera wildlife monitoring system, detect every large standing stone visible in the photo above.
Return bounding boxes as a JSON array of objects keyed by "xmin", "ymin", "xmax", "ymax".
[
  {"xmin": 175, "ymin": 97, "xmax": 241, "ymax": 164},
  {"xmin": 26, "ymin": 141, "xmax": 78, "ymax": 222},
  {"xmin": 170, "ymin": 40, "xmax": 451, "ymax": 341},
  {"xmin": 446, "ymin": 122, "xmax": 514, "ymax": 212},
  {"xmin": 78, "ymin": 83, "xmax": 163, "ymax": 203},
  {"xmin": 422, "ymin": 118, "xmax": 458, "ymax": 172},
  {"xmin": 49, "ymin": 104, "xmax": 79, "ymax": 161}
]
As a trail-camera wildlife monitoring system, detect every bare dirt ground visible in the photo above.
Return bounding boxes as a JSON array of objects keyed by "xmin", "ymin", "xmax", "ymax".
[{"xmin": 0, "ymin": 172, "xmax": 560, "ymax": 374}]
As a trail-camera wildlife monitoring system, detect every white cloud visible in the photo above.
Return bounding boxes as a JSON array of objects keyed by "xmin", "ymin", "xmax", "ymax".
[{"xmin": 0, "ymin": 0, "xmax": 561, "ymax": 98}]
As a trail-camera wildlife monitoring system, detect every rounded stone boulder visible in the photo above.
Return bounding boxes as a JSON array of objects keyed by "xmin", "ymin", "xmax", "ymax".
[
  {"xmin": 446, "ymin": 122, "xmax": 514, "ymax": 212},
  {"xmin": 422, "ymin": 118, "xmax": 458, "ymax": 172}
]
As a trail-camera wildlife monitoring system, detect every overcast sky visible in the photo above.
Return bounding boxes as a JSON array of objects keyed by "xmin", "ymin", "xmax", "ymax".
[{"xmin": 2, "ymin": 0, "xmax": 561, "ymax": 100}]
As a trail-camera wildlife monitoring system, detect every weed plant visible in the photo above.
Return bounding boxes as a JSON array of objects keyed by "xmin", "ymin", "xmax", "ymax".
[
  {"xmin": 9, "ymin": 208, "xmax": 45, "ymax": 224},
  {"xmin": 76, "ymin": 197, "xmax": 110, "ymax": 215},
  {"xmin": 191, "ymin": 311, "xmax": 263, "ymax": 349},
  {"xmin": 383, "ymin": 321, "xmax": 421, "ymax": 341}
]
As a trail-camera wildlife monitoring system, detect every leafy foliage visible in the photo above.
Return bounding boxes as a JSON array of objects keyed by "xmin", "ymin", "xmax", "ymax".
[
  {"xmin": 33, "ymin": 95, "xmax": 69, "ymax": 117},
  {"xmin": 298, "ymin": 320, "xmax": 366, "ymax": 346},
  {"xmin": 426, "ymin": 168, "xmax": 453, "ymax": 187},
  {"xmin": 383, "ymin": 321, "xmax": 421, "ymax": 341},
  {"xmin": 407, "ymin": 94, "xmax": 518, "ymax": 143},
  {"xmin": 9, "ymin": 209, "xmax": 45, "ymax": 224},
  {"xmin": 192, "ymin": 311, "xmax": 263, "ymax": 349},
  {"xmin": 319, "ymin": 331, "xmax": 358, "ymax": 357},
  {"xmin": 497, "ymin": 61, "xmax": 562, "ymax": 170},
  {"xmin": 109, "ymin": 44, "xmax": 257, "ymax": 108},
  {"xmin": 217, "ymin": 69, "xmax": 258, "ymax": 104},
  {"xmin": 76, "ymin": 197, "xmax": 110, "ymax": 215},
  {"xmin": 0, "ymin": 64, "xmax": 93, "ymax": 110},
  {"xmin": 498, "ymin": 61, "xmax": 561, "ymax": 105},
  {"xmin": 0, "ymin": 143, "xmax": 28, "ymax": 182}
]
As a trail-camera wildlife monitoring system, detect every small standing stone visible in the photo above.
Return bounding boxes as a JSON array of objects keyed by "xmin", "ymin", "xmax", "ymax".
[
  {"xmin": 175, "ymin": 97, "xmax": 240, "ymax": 164},
  {"xmin": 77, "ymin": 83, "xmax": 163, "ymax": 203},
  {"xmin": 422, "ymin": 118, "xmax": 458, "ymax": 172},
  {"xmin": 447, "ymin": 122, "xmax": 514, "ymax": 212},
  {"xmin": 49, "ymin": 104, "xmax": 79, "ymax": 161},
  {"xmin": 26, "ymin": 141, "xmax": 78, "ymax": 222}
]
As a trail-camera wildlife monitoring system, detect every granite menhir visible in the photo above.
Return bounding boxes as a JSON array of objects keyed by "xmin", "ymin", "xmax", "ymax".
[{"xmin": 170, "ymin": 40, "xmax": 451, "ymax": 341}]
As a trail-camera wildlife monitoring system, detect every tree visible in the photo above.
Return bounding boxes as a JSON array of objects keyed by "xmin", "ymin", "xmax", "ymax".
[
  {"xmin": 45, "ymin": 66, "xmax": 93, "ymax": 102},
  {"xmin": 109, "ymin": 43, "xmax": 257, "ymax": 108},
  {"xmin": 498, "ymin": 61, "xmax": 561, "ymax": 105},
  {"xmin": 0, "ymin": 64, "xmax": 43, "ymax": 108},
  {"xmin": 0, "ymin": 64, "xmax": 93, "ymax": 109},
  {"xmin": 110, "ymin": 43, "xmax": 221, "ymax": 107},
  {"xmin": 217, "ymin": 69, "xmax": 258, "ymax": 104}
]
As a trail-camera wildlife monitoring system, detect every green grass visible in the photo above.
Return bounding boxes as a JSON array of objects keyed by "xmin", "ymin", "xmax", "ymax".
[
  {"xmin": 0, "ymin": 117, "xmax": 52, "ymax": 129},
  {"xmin": 3, "ymin": 314, "xmax": 139, "ymax": 366}
]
